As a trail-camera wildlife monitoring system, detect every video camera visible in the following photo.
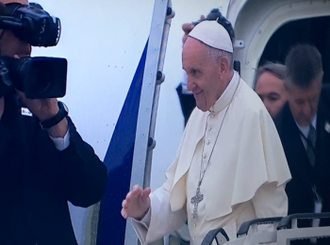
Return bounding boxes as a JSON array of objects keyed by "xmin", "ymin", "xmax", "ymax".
[{"xmin": 0, "ymin": 2, "xmax": 67, "ymax": 99}]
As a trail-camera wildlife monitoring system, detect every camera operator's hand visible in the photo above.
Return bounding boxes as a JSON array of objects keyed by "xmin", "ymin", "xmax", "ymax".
[
  {"xmin": 17, "ymin": 91, "xmax": 68, "ymax": 138},
  {"xmin": 0, "ymin": 97, "xmax": 4, "ymax": 121}
]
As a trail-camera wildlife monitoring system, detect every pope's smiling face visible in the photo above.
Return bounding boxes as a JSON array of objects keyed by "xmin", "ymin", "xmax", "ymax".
[{"xmin": 182, "ymin": 38, "xmax": 223, "ymax": 112}]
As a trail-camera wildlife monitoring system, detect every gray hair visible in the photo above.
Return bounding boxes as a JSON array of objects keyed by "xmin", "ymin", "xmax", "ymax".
[
  {"xmin": 206, "ymin": 45, "xmax": 234, "ymax": 70},
  {"xmin": 285, "ymin": 44, "xmax": 323, "ymax": 89},
  {"xmin": 254, "ymin": 62, "xmax": 286, "ymax": 89}
]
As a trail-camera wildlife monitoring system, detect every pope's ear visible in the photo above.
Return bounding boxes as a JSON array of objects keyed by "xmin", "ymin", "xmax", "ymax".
[{"xmin": 219, "ymin": 56, "xmax": 230, "ymax": 74}]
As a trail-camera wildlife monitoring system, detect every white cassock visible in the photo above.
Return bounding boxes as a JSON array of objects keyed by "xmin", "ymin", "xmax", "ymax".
[{"xmin": 132, "ymin": 72, "xmax": 292, "ymax": 245}]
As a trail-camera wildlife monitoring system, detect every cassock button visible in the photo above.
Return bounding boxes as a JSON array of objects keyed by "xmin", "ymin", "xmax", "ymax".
[
  {"xmin": 193, "ymin": 223, "xmax": 196, "ymax": 228},
  {"xmin": 207, "ymin": 140, "xmax": 211, "ymax": 145},
  {"xmin": 208, "ymin": 127, "xmax": 212, "ymax": 131},
  {"xmin": 203, "ymin": 154, "xmax": 207, "ymax": 159},
  {"xmin": 210, "ymin": 114, "xmax": 215, "ymax": 118}
]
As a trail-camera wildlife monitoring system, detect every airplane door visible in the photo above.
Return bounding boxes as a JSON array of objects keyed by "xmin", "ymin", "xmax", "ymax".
[{"xmin": 227, "ymin": 0, "xmax": 330, "ymax": 86}]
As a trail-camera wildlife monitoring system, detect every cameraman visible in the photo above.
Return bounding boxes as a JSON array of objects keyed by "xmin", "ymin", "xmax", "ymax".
[{"xmin": 0, "ymin": 0, "xmax": 108, "ymax": 244}]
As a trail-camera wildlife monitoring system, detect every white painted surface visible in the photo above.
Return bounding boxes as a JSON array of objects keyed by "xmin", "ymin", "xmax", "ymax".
[{"xmin": 31, "ymin": 0, "xmax": 228, "ymax": 243}]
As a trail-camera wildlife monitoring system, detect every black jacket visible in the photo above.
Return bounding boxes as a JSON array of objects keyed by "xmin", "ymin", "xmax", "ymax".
[
  {"xmin": 274, "ymin": 85, "xmax": 330, "ymax": 228},
  {"xmin": 0, "ymin": 93, "xmax": 108, "ymax": 245}
]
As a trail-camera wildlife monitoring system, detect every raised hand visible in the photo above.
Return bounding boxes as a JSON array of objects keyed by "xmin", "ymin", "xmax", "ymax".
[
  {"xmin": 121, "ymin": 185, "xmax": 151, "ymax": 220},
  {"xmin": 17, "ymin": 91, "xmax": 68, "ymax": 138},
  {"xmin": 17, "ymin": 91, "xmax": 59, "ymax": 121},
  {"xmin": 182, "ymin": 15, "xmax": 206, "ymax": 45}
]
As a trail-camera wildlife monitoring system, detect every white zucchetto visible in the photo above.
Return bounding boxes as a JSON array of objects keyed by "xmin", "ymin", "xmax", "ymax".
[{"xmin": 188, "ymin": 20, "xmax": 233, "ymax": 53}]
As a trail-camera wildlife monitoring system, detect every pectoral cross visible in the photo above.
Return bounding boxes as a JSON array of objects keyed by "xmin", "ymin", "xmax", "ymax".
[{"xmin": 191, "ymin": 184, "xmax": 204, "ymax": 219}]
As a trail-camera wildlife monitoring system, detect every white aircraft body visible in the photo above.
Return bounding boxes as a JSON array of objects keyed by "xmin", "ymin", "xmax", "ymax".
[{"xmin": 30, "ymin": 0, "xmax": 330, "ymax": 244}]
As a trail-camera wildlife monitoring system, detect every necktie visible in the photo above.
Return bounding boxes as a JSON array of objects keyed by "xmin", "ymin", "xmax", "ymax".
[
  {"xmin": 306, "ymin": 125, "xmax": 321, "ymax": 243},
  {"xmin": 306, "ymin": 125, "xmax": 316, "ymax": 167}
]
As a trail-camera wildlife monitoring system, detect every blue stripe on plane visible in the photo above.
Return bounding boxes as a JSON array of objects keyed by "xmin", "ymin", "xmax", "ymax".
[{"xmin": 96, "ymin": 41, "xmax": 149, "ymax": 245}]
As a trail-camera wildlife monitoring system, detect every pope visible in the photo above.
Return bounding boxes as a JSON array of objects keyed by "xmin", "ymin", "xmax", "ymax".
[{"xmin": 121, "ymin": 20, "xmax": 291, "ymax": 245}]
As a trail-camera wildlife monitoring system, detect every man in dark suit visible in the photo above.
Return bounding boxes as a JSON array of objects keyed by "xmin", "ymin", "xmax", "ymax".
[
  {"xmin": 0, "ymin": 0, "xmax": 108, "ymax": 244},
  {"xmin": 275, "ymin": 44, "xmax": 330, "ymax": 244}
]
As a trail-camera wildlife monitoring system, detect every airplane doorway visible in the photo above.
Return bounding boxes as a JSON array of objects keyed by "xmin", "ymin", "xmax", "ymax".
[{"xmin": 259, "ymin": 16, "xmax": 330, "ymax": 84}]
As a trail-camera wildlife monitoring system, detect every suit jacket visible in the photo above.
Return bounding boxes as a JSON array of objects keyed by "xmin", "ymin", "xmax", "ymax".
[
  {"xmin": 274, "ymin": 85, "xmax": 330, "ymax": 226},
  {"xmin": 0, "ymin": 93, "xmax": 108, "ymax": 245}
]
